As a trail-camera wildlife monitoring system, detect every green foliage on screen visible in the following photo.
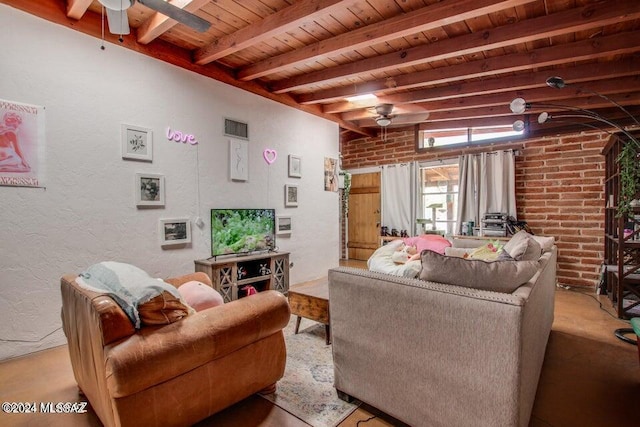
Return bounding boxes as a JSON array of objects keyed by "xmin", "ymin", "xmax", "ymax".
[{"xmin": 211, "ymin": 209, "xmax": 275, "ymax": 255}]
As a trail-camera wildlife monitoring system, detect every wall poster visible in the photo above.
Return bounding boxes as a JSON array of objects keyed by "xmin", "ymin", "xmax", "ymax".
[
  {"xmin": 0, "ymin": 99, "xmax": 46, "ymax": 188},
  {"xmin": 324, "ymin": 157, "xmax": 339, "ymax": 192}
]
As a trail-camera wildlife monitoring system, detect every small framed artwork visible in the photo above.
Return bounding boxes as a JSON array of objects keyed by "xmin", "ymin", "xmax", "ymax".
[
  {"xmin": 136, "ymin": 173, "xmax": 165, "ymax": 207},
  {"xmin": 276, "ymin": 215, "xmax": 292, "ymax": 235},
  {"xmin": 160, "ymin": 218, "xmax": 191, "ymax": 245},
  {"xmin": 285, "ymin": 184, "xmax": 298, "ymax": 207},
  {"xmin": 229, "ymin": 139, "xmax": 249, "ymax": 181},
  {"xmin": 288, "ymin": 154, "xmax": 302, "ymax": 178},
  {"xmin": 122, "ymin": 124, "xmax": 153, "ymax": 161}
]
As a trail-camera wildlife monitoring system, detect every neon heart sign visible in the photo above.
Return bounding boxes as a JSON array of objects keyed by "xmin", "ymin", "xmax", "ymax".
[{"xmin": 263, "ymin": 149, "xmax": 277, "ymax": 165}]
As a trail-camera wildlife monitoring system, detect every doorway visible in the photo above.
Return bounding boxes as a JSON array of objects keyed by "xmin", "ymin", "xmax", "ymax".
[{"xmin": 347, "ymin": 172, "xmax": 381, "ymax": 260}]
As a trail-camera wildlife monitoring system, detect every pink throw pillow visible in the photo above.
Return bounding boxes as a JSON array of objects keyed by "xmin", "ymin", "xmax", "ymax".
[
  {"xmin": 178, "ymin": 280, "xmax": 224, "ymax": 312},
  {"xmin": 403, "ymin": 235, "xmax": 451, "ymax": 255}
]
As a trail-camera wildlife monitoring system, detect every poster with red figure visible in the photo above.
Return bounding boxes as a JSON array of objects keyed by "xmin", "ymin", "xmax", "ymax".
[{"xmin": 0, "ymin": 99, "xmax": 45, "ymax": 188}]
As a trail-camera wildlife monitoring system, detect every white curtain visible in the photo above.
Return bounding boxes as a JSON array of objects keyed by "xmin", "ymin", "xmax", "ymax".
[
  {"xmin": 456, "ymin": 149, "xmax": 517, "ymax": 234},
  {"xmin": 381, "ymin": 163, "xmax": 416, "ymax": 235}
]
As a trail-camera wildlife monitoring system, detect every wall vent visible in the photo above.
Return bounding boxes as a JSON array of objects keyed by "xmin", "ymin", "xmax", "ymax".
[{"xmin": 224, "ymin": 118, "xmax": 249, "ymax": 140}]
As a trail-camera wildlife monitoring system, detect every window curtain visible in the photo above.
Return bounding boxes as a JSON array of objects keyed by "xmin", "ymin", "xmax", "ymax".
[
  {"xmin": 381, "ymin": 163, "xmax": 416, "ymax": 235},
  {"xmin": 455, "ymin": 149, "xmax": 517, "ymax": 234}
]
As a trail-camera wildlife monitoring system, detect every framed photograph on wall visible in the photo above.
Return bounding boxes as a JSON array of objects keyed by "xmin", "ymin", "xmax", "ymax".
[
  {"xmin": 160, "ymin": 218, "xmax": 191, "ymax": 245},
  {"xmin": 285, "ymin": 184, "xmax": 298, "ymax": 207},
  {"xmin": 229, "ymin": 139, "xmax": 249, "ymax": 181},
  {"xmin": 122, "ymin": 124, "xmax": 153, "ymax": 161},
  {"xmin": 276, "ymin": 215, "xmax": 292, "ymax": 235},
  {"xmin": 136, "ymin": 173, "xmax": 165, "ymax": 207},
  {"xmin": 288, "ymin": 154, "xmax": 302, "ymax": 178}
]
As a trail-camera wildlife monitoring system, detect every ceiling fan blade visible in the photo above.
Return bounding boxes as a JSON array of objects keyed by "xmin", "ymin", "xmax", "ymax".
[
  {"xmin": 137, "ymin": 0, "xmax": 211, "ymax": 32},
  {"xmin": 105, "ymin": 8, "xmax": 130, "ymax": 35}
]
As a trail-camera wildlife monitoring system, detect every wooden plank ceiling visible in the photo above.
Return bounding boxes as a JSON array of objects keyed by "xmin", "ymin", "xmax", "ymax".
[{"xmin": 4, "ymin": 0, "xmax": 640, "ymax": 142}]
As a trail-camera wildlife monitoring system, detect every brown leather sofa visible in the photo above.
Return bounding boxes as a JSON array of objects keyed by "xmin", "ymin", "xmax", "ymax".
[{"xmin": 60, "ymin": 272, "xmax": 290, "ymax": 427}]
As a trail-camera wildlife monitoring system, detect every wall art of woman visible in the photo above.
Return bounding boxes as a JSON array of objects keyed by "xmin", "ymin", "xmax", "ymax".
[{"xmin": 0, "ymin": 112, "xmax": 30, "ymax": 173}]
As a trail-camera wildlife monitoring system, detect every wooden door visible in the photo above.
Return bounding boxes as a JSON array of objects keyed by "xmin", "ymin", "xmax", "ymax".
[{"xmin": 348, "ymin": 172, "xmax": 381, "ymax": 260}]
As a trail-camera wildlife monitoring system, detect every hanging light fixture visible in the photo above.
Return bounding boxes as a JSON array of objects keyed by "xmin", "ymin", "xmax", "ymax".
[
  {"xmin": 509, "ymin": 77, "xmax": 640, "ymax": 147},
  {"xmin": 375, "ymin": 116, "xmax": 392, "ymax": 127}
]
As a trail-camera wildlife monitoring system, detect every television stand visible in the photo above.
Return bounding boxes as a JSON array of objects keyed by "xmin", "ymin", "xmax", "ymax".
[{"xmin": 194, "ymin": 252, "xmax": 289, "ymax": 303}]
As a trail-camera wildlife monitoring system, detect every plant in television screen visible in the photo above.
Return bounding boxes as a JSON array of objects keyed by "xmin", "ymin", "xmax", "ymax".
[{"xmin": 212, "ymin": 209, "xmax": 275, "ymax": 255}]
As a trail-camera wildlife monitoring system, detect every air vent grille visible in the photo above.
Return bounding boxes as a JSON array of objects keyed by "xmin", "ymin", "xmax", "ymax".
[{"xmin": 224, "ymin": 118, "xmax": 249, "ymax": 139}]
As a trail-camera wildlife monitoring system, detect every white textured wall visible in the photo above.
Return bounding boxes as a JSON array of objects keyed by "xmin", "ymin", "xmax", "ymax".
[{"xmin": 0, "ymin": 5, "xmax": 340, "ymax": 360}]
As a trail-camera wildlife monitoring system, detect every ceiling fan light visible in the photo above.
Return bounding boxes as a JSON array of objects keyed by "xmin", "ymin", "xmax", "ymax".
[
  {"xmin": 538, "ymin": 112, "xmax": 550, "ymax": 124},
  {"xmin": 546, "ymin": 76, "xmax": 566, "ymax": 89},
  {"xmin": 376, "ymin": 117, "xmax": 392, "ymax": 127},
  {"xmin": 512, "ymin": 120, "xmax": 525, "ymax": 132},
  {"xmin": 99, "ymin": 0, "xmax": 133, "ymax": 11},
  {"xmin": 510, "ymin": 98, "xmax": 527, "ymax": 114}
]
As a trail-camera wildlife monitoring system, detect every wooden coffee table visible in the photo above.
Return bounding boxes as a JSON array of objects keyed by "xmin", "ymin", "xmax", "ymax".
[{"xmin": 287, "ymin": 278, "xmax": 330, "ymax": 345}]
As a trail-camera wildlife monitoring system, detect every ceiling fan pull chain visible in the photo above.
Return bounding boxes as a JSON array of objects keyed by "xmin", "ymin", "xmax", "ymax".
[{"xmin": 100, "ymin": 6, "xmax": 106, "ymax": 50}]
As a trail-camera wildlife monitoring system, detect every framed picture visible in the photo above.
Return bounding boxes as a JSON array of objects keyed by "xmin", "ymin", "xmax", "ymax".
[
  {"xmin": 324, "ymin": 157, "xmax": 339, "ymax": 192},
  {"xmin": 229, "ymin": 139, "xmax": 249, "ymax": 181},
  {"xmin": 285, "ymin": 184, "xmax": 298, "ymax": 207},
  {"xmin": 160, "ymin": 218, "xmax": 191, "ymax": 245},
  {"xmin": 136, "ymin": 173, "xmax": 165, "ymax": 207},
  {"xmin": 276, "ymin": 215, "xmax": 292, "ymax": 235},
  {"xmin": 122, "ymin": 124, "xmax": 153, "ymax": 161},
  {"xmin": 288, "ymin": 154, "xmax": 302, "ymax": 178}
]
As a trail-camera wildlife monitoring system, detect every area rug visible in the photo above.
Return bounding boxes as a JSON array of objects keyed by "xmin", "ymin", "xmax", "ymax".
[{"xmin": 260, "ymin": 316, "xmax": 359, "ymax": 427}]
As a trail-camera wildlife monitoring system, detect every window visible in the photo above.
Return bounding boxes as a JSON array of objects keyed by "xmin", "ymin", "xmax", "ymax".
[
  {"xmin": 418, "ymin": 125, "xmax": 523, "ymax": 149},
  {"xmin": 419, "ymin": 161, "xmax": 459, "ymax": 236}
]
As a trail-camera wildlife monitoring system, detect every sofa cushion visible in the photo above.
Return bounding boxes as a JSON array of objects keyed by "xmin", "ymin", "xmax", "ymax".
[
  {"xmin": 419, "ymin": 250, "xmax": 538, "ymax": 293},
  {"xmin": 503, "ymin": 230, "xmax": 542, "ymax": 261},
  {"xmin": 178, "ymin": 280, "xmax": 224, "ymax": 311}
]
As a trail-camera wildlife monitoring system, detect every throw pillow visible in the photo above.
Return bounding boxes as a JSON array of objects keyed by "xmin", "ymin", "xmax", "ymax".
[
  {"xmin": 138, "ymin": 292, "xmax": 193, "ymax": 325},
  {"xmin": 419, "ymin": 250, "xmax": 538, "ymax": 293},
  {"xmin": 503, "ymin": 230, "xmax": 542, "ymax": 261},
  {"xmin": 468, "ymin": 241, "xmax": 504, "ymax": 261},
  {"xmin": 532, "ymin": 235, "xmax": 555, "ymax": 253},
  {"xmin": 368, "ymin": 240, "xmax": 422, "ymax": 278},
  {"xmin": 403, "ymin": 234, "xmax": 452, "ymax": 255},
  {"xmin": 178, "ymin": 280, "xmax": 224, "ymax": 311},
  {"xmin": 444, "ymin": 247, "xmax": 473, "ymax": 258}
]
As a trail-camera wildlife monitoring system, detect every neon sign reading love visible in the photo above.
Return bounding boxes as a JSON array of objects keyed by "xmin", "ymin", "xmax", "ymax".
[{"xmin": 166, "ymin": 127, "xmax": 198, "ymax": 145}]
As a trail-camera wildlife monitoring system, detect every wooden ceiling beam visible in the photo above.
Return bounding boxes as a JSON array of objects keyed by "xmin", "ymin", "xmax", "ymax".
[
  {"xmin": 66, "ymin": 0, "xmax": 91, "ymax": 20},
  {"xmin": 193, "ymin": 0, "xmax": 360, "ymax": 65},
  {"xmin": 236, "ymin": 0, "xmax": 536, "ymax": 81},
  {"xmin": 1, "ymin": 0, "xmax": 373, "ymax": 137},
  {"xmin": 273, "ymin": 0, "xmax": 640, "ymax": 93},
  {"xmin": 340, "ymin": 74, "xmax": 640, "ymax": 121},
  {"xmin": 420, "ymin": 92, "xmax": 640, "ymax": 124},
  {"xmin": 137, "ymin": 0, "xmax": 210, "ymax": 44},
  {"xmin": 324, "ymin": 59, "xmax": 640, "ymax": 114},
  {"xmin": 298, "ymin": 30, "xmax": 640, "ymax": 104}
]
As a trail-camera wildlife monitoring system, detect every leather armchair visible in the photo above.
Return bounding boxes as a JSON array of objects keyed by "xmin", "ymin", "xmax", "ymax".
[{"xmin": 60, "ymin": 271, "xmax": 290, "ymax": 427}]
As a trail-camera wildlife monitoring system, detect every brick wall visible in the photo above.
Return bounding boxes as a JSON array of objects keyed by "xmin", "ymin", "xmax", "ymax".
[{"xmin": 341, "ymin": 129, "xmax": 607, "ymax": 288}]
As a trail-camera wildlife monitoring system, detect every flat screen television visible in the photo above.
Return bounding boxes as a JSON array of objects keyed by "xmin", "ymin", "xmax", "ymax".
[{"xmin": 211, "ymin": 209, "xmax": 276, "ymax": 257}]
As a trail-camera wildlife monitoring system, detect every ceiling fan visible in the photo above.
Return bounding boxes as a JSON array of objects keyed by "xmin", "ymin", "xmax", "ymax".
[
  {"xmin": 98, "ymin": 0, "xmax": 211, "ymax": 36},
  {"xmin": 373, "ymin": 104, "xmax": 395, "ymax": 127}
]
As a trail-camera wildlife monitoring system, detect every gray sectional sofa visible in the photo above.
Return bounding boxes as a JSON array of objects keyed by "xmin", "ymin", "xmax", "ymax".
[{"xmin": 328, "ymin": 236, "xmax": 557, "ymax": 427}]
